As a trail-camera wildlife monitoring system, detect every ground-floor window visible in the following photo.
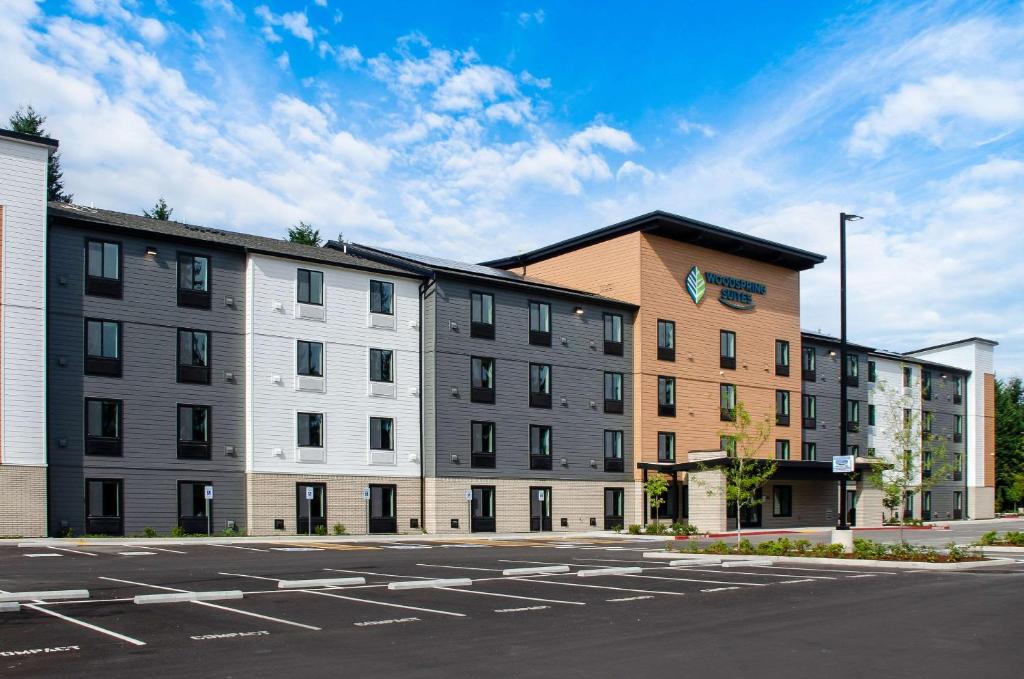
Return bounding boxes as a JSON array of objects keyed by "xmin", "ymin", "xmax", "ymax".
[
  {"xmin": 772, "ymin": 485, "xmax": 792, "ymax": 517},
  {"xmin": 954, "ymin": 491, "xmax": 963, "ymax": 519},
  {"xmin": 178, "ymin": 481, "xmax": 212, "ymax": 534},
  {"xmin": 922, "ymin": 491, "xmax": 932, "ymax": 520},
  {"xmin": 86, "ymin": 478, "xmax": 123, "ymax": 536},
  {"xmin": 904, "ymin": 491, "xmax": 914, "ymax": 519},
  {"xmin": 471, "ymin": 486, "xmax": 496, "ymax": 533},
  {"xmin": 604, "ymin": 488, "xmax": 624, "ymax": 530}
]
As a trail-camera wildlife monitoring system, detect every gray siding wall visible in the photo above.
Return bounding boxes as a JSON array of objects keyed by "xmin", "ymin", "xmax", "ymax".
[
  {"xmin": 425, "ymin": 277, "xmax": 634, "ymax": 481},
  {"xmin": 920, "ymin": 367, "xmax": 969, "ymax": 519},
  {"xmin": 801, "ymin": 339, "xmax": 869, "ymax": 462},
  {"xmin": 47, "ymin": 223, "xmax": 247, "ymax": 535}
]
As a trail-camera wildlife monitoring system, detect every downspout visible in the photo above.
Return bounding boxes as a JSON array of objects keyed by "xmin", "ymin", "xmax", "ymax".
[
  {"xmin": 963, "ymin": 377, "xmax": 969, "ymax": 519},
  {"xmin": 418, "ymin": 277, "xmax": 426, "ymax": 533}
]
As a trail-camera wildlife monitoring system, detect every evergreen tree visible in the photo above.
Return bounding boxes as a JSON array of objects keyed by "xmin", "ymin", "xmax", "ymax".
[
  {"xmin": 288, "ymin": 221, "xmax": 321, "ymax": 246},
  {"xmin": 144, "ymin": 197, "xmax": 174, "ymax": 220},
  {"xmin": 996, "ymin": 377, "xmax": 1024, "ymax": 511},
  {"xmin": 8, "ymin": 105, "xmax": 73, "ymax": 203}
]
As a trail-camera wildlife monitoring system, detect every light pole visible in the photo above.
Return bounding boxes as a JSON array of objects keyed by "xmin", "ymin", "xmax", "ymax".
[{"xmin": 837, "ymin": 212, "xmax": 862, "ymax": 532}]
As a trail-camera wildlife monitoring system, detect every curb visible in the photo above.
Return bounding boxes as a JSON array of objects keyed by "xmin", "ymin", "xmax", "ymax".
[{"xmin": 645, "ymin": 551, "xmax": 1015, "ymax": 571}]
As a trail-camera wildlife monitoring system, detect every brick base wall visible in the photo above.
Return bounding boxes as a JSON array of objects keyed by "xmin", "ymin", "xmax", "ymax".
[
  {"xmin": 969, "ymin": 486, "xmax": 995, "ymax": 519},
  {"xmin": 0, "ymin": 465, "xmax": 46, "ymax": 537},
  {"xmin": 246, "ymin": 473, "xmax": 422, "ymax": 536},
  {"xmin": 424, "ymin": 477, "xmax": 641, "ymax": 534}
]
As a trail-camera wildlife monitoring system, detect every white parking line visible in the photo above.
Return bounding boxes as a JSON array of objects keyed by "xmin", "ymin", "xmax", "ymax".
[
  {"xmin": 141, "ymin": 547, "xmax": 189, "ymax": 555},
  {"xmin": 437, "ymin": 587, "xmax": 585, "ymax": 606},
  {"xmin": 495, "ymin": 606, "xmax": 549, "ymax": 613},
  {"xmin": 606, "ymin": 596, "xmax": 653, "ymax": 602},
  {"xmin": 664, "ymin": 567, "xmax": 836, "ymax": 580},
  {"xmin": 118, "ymin": 552, "xmax": 157, "ymax": 557},
  {"xmin": 46, "ymin": 547, "xmax": 97, "ymax": 557},
  {"xmin": 617, "ymin": 573, "xmax": 768, "ymax": 587},
  {"xmin": 212, "ymin": 544, "xmax": 269, "ymax": 552},
  {"xmin": 98, "ymin": 577, "xmax": 321, "ymax": 631},
  {"xmin": 218, "ymin": 572, "xmax": 280, "ymax": 582},
  {"xmin": 389, "ymin": 578, "xmax": 472, "ymax": 590},
  {"xmin": 0, "ymin": 587, "xmax": 145, "ymax": 647},
  {"xmin": 518, "ymin": 578, "xmax": 688, "ymax": 597},
  {"xmin": 324, "ymin": 567, "xmax": 432, "ymax": 580},
  {"xmin": 24, "ymin": 553, "xmax": 62, "ymax": 558},
  {"xmin": 416, "ymin": 563, "xmax": 501, "ymax": 573},
  {"xmin": 302, "ymin": 589, "xmax": 466, "ymax": 617},
  {"xmin": 701, "ymin": 587, "xmax": 741, "ymax": 593}
]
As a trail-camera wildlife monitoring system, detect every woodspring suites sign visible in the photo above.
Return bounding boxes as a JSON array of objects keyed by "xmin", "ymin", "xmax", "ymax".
[{"xmin": 686, "ymin": 266, "xmax": 767, "ymax": 311}]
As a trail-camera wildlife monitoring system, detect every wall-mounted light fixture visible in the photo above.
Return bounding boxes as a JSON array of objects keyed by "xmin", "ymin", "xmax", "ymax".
[
  {"xmin": 145, "ymin": 246, "xmax": 158, "ymax": 257},
  {"xmin": 829, "ymin": 350, "xmax": 837, "ymax": 358},
  {"xmin": 573, "ymin": 306, "xmax": 584, "ymax": 315}
]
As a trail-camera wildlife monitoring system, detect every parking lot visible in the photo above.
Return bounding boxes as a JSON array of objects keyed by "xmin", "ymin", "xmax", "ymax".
[{"xmin": 2, "ymin": 535, "xmax": 1023, "ymax": 678}]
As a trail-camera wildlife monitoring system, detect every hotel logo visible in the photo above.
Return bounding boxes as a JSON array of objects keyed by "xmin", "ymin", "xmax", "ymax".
[{"xmin": 686, "ymin": 266, "xmax": 706, "ymax": 305}]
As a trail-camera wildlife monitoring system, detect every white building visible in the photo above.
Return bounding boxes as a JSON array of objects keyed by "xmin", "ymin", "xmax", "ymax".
[
  {"xmin": 244, "ymin": 250, "xmax": 424, "ymax": 535},
  {"xmin": 0, "ymin": 130, "xmax": 53, "ymax": 537}
]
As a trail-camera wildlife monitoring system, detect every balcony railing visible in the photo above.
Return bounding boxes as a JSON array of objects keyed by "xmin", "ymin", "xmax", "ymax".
[
  {"xmin": 470, "ymin": 322, "xmax": 495, "ymax": 340},
  {"xmin": 720, "ymin": 356, "xmax": 736, "ymax": 370},
  {"xmin": 529, "ymin": 330, "xmax": 551, "ymax": 346},
  {"xmin": 776, "ymin": 414, "xmax": 790, "ymax": 426},
  {"xmin": 721, "ymin": 408, "xmax": 736, "ymax": 422},
  {"xmin": 802, "ymin": 369, "xmax": 816, "ymax": 382}
]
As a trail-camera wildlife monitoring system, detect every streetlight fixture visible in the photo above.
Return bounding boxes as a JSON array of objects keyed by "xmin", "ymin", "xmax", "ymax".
[{"xmin": 837, "ymin": 212, "xmax": 862, "ymax": 535}]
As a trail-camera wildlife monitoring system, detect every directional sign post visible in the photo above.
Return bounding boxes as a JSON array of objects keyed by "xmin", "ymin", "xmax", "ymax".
[
  {"xmin": 305, "ymin": 486, "xmax": 315, "ymax": 536},
  {"xmin": 204, "ymin": 485, "xmax": 214, "ymax": 536}
]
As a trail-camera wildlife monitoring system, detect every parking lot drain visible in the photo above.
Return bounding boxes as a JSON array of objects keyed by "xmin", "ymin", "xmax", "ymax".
[
  {"xmin": 0, "ymin": 590, "xmax": 89, "ymax": 603},
  {"xmin": 578, "ymin": 567, "xmax": 642, "ymax": 577},
  {"xmin": 134, "ymin": 591, "xmax": 244, "ymax": 605},
  {"xmin": 502, "ymin": 566, "xmax": 571, "ymax": 576},
  {"xmin": 278, "ymin": 577, "xmax": 366, "ymax": 589},
  {"xmin": 388, "ymin": 578, "xmax": 473, "ymax": 590}
]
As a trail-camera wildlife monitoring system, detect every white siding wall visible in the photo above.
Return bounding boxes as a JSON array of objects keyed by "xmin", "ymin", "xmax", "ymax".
[
  {"xmin": 246, "ymin": 254, "xmax": 421, "ymax": 477},
  {"xmin": 0, "ymin": 137, "xmax": 49, "ymax": 467},
  {"xmin": 868, "ymin": 356, "xmax": 921, "ymax": 483},
  {"xmin": 909, "ymin": 342, "xmax": 994, "ymax": 489}
]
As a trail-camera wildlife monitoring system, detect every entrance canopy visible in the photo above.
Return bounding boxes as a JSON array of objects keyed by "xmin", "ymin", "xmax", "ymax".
[{"xmin": 637, "ymin": 457, "xmax": 884, "ymax": 481}]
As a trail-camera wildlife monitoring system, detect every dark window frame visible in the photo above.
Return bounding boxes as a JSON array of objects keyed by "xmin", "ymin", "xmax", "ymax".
[
  {"xmin": 529, "ymin": 424, "xmax": 553, "ymax": 470},
  {"xmin": 176, "ymin": 328, "xmax": 211, "ymax": 384},
  {"xmin": 657, "ymin": 375, "xmax": 676, "ymax": 417},
  {"xmin": 802, "ymin": 346, "xmax": 816, "ymax": 381},
  {"xmin": 529, "ymin": 363, "xmax": 552, "ymax": 409},
  {"xmin": 470, "ymin": 291, "xmax": 495, "ymax": 339},
  {"xmin": 296, "ymin": 411, "xmax": 324, "ymax": 448},
  {"xmin": 85, "ymin": 237, "xmax": 123, "ymax": 298},
  {"xmin": 720, "ymin": 330, "xmax": 736, "ymax": 370},
  {"xmin": 177, "ymin": 403, "xmax": 211, "ymax": 459},
  {"xmin": 846, "ymin": 399, "xmax": 860, "ymax": 432},
  {"xmin": 369, "ymin": 416, "xmax": 395, "ymax": 451},
  {"xmin": 657, "ymin": 431, "xmax": 676, "ymax": 462},
  {"xmin": 528, "ymin": 300, "xmax": 552, "ymax": 346},
  {"xmin": 84, "ymin": 397, "xmax": 123, "ymax": 457},
  {"xmin": 775, "ymin": 439, "xmax": 791, "ymax": 460},
  {"xmin": 603, "ymin": 371, "xmax": 624, "ymax": 414},
  {"xmin": 471, "ymin": 420, "xmax": 496, "ymax": 468},
  {"xmin": 603, "ymin": 429, "xmax": 624, "ymax": 472},
  {"xmin": 720, "ymin": 383, "xmax": 737, "ymax": 421},
  {"xmin": 470, "ymin": 356, "xmax": 496, "ymax": 403},
  {"xmin": 657, "ymin": 319, "xmax": 675, "ymax": 362},
  {"xmin": 868, "ymin": 360, "xmax": 877, "ymax": 383},
  {"xmin": 177, "ymin": 480, "xmax": 213, "ymax": 534},
  {"xmin": 369, "ymin": 347, "xmax": 394, "ymax": 383},
  {"xmin": 802, "ymin": 394, "xmax": 817, "ymax": 429},
  {"xmin": 297, "ymin": 340, "xmax": 324, "ymax": 378},
  {"xmin": 775, "ymin": 339, "xmax": 790, "ymax": 376},
  {"xmin": 775, "ymin": 389, "xmax": 790, "ymax": 426},
  {"xmin": 84, "ymin": 317, "xmax": 122, "ymax": 377},
  {"xmin": 603, "ymin": 313, "xmax": 623, "ymax": 355},
  {"xmin": 176, "ymin": 251, "xmax": 211, "ymax": 309},
  {"xmin": 85, "ymin": 477, "xmax": 124, "ymax": 536},
  {"xmin": 846, "ymin": 353, "xmax": 860, "ymax": 387},
  {"xmin": 369, "ymin": 279, "xmax": 395, "ymax": 315},
  {"xmin": 801, "ymin": 442, "xmax": 817, "ymax": 461},
  {"xmin": 772, "ymin": 485, "xmax": 793, "ymax": 517},
  {"xmin": 296, "ymin": 268, "xmax": 324, "ymax": 306}
]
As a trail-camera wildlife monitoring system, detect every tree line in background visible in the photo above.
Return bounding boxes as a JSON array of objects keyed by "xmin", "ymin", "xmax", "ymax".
[{"xmin": 996, "ymin": 377, "xmax": 1024, "ymax": 512}]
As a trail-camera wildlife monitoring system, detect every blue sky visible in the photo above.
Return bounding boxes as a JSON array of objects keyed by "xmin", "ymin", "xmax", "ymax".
[{"xmin": 3, "ymin": 0, "xmax": 1023, "ymax": 376}]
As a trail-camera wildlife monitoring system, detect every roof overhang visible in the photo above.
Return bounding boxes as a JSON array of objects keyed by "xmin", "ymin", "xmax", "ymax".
[
  {"xmin": 481, "ymin": 210, "xmax": 826, "ymax": 272},
  {"xmin": 638, "ymin": 457, "xmax": 885, "ymax": 480}
]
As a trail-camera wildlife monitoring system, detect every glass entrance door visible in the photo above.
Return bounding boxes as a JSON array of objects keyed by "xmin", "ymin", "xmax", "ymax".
[
  {"xmin": 846, "ymin": 489, "xmax": 858, "ymax": 526},
  {"xmin": 369, "ymin": 484, "xmax": 397, "ymax": 533},
  {"xmin": 471, "ymin": 486, "xmax": 496, "ymax": 532},
  {"xmin": 178, "ymin": 481, "xmax": 212, "ymax": 534},
  {"xmin": 296, "ymin": 483, "xmax": 326, "ymax": 535},
  {"xmin": 739, "ymin": 488, "xmax": 763, "ymax": 528},
  {"xmin": 86, "ymin": 479, "xmax": 123, "ymax": 536},
  {"xmin": 530, "ymin": 487, "xmax": 552, "ymax": 531}
]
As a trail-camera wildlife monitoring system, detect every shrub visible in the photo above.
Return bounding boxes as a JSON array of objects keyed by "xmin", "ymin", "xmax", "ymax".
[
  {"xmin": 946, "ymin": 543, "xmax": 976, "ymax": 562},
  {"xmin": 223, "ymin": 524, "xmax": 239, "ymax": 537},
  {"xmin": 670, "ymin": 522, "xmax": 698, "ymax": 537},
  {"xmin": 58, "ymin": 526, "xmax": 75, "ymax": 538},
  {"xmin": 704, "ymin": 541, "xmax": 730, "ymax": 554},
  {"xmin": 611, "ymin": 524, "xmax": 623, "ymax": 533},
  {"xmin": 171, "ymin": 525, "xmax": 185, "ymax": 538},
  {"xmin": 644, "ymin": 522, "xmax": 668, "ymax": 535},
  {"xmin": 978, "ymin": 530, "xmax": 998, "ymax": 546},
  {"xmin": 1004, "ymin": 531, "xmax": 1024, "ymax": 546},
  {"xmin": 332, "ymin": 523, "xmax": 347, "ymax": 536},
  {"xmin": 853, "ymin": 538, "xmax": 886, "ymax": 560},
  {"xmin": 142, "ymin": 526, "xmax": 157, "ymax": 538},
  {"xmin": 756, "ymin": 537, "xmax": 793, "ymax": 556},
  {"xmin": 627, "ymin": 524, "xmax": 642, "ymax": 535},
  {"xmin": 793, "ymin": 539, "xmax": 812, "ymax": 555},
  {"xmin": 314, "ymin": 524, "xmax": 327, "ymax": 536},
  {"xmin": 736, "ymin": 538, "xmax": 756, "ymax": 555}
]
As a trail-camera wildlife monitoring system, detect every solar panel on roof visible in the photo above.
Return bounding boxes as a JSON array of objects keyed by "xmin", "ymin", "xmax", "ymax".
[{"xmin": 374, "ymin": 247, "xmax": 528, "ymax": 282}]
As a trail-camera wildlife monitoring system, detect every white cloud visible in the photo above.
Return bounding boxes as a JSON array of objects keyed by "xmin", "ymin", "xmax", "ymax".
[
  {"xmin": 519, "ymin": 70, "xmax": 551, "ymax": 89},
  {"xmin": 568, "ymin": 125, "xmax": 639, "ymax": 153},
  {"xmin": 314, "ymin": 0, "xmax": 327, "ymax": 6},
  {"xmin": 433, "ymin": 65, "xmax": 519, "ymax": 111},
  {"xmin": 850, "ymin": 74, "xmax": 1024, "ymax": 154},
  {"xmin": 255, "ymin": 6, "xmax": 315, "ymax": 46},
  {"xmin": 136, "ymin": 17, "xmax": 166, "ymax": 44},
  {"xmin": 676, "ymin": 117, "xmax": 716, "ymax": 138},
  {"xmin": 275, "ymin": 51, "xmax": 289, "ymax": 70},
  {"xmin": 518, "ymin": 9, "xmax": 545, "ymax": 27},
  {"xmin": 616, "ymin": 160, "xmax": 654, "ymax": 184},
  {"xmin": 335, "ymin": 44, "xmax": 363, "ymax": 68}
]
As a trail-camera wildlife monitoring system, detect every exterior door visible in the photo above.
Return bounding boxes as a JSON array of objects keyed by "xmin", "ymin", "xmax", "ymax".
[
  {"xmin": 953, "ymin": 491, "xmax": 963, "ymax": 520},
  {"xmin": 739, "ymin": 488, "xmax": 763, "ymax": 528},
  {"xmin": 471, "ymin": 486, "xmax": 496, "ymax": 533},
  {"xmin": 530, "ymin": 487, "xmax": 552, "ymax": 532},
  {"xmin": 604, "ymin": 488, "xmax": 624, "ymax": 530},
  {"xmin": 178, "ymin": 481, "xmax": 211, "ymax": 535},
  {"xmin": 922, "ymin": 491, "xmax": 932, "ymax": 521},
  {"xmin": 85, "ymin": 479, "xmax": 123, "ymax": 536},
  {"xmin": 296, "ymin": 483, "xmax": 326, "ymax": 535},
  {"xmin": 369, "ymin": 484, "xmax": 397, "ymax": 533},
  {"xmin": 650, "ymin": 481, "xmax": 679, "ymax": 522},
  {"xmin": 846, "ymin": 489, "xmax": 857, "ymax": 527}
]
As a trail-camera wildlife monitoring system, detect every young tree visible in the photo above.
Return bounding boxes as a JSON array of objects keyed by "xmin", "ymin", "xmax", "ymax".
[
  {"xmin": 288, "ymin": 221, "xmax": 321, "ymax": 246},
  {"xmin": 867, "ymin": 378, "xmax": 956, "ymax": 543},
  {"xmin": 697, "ymin": 400, "xmax": 775, "ymax": 543},
  {"xmin": 8, "ymin": 105, "xmax": 73, "ymax": 203},
  {"xmin": 143, "ymin": 197, "xmax": 173, "ymax": 220},
  {"xmin": 1002, "ymin": 472, "xmax": 1024, "ymax": 514},
  {"xmin": 643, "ymin": 474, "xmax": 670, "ymax": 527}
]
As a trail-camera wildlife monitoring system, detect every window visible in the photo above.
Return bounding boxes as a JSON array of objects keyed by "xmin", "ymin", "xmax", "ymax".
[
  {"xmin": 848, "ymin": 444, "xmax": 860, "ymax": 456},
  {"xmin": 604, "ymin": 488, "xmax": 625, "ymax": 529},
  {"xmin": 177, "ymin": 405, "xmax": 211, "ymax": 459},
  {"xmin": 603, "ymin": 313, "xmax": 623, "ymax": 355},
  {"xmin": 903, "ymin": 408, "xmax": 912, "ymax": 429},
  {"xmin": 720, "ymin": 435, "xmax": 737, "ymax": 457},
  {"xmin": 85, "ymin": 239, "xmax": 121, "ymax": 297},
  {"xmin": 921, "ymin": 370, "xmax": 933, "ymax": 400},
  {"xmin": 657, "ymin": 376, "xmax": 676, "ymax": 417},
  {"xmin": 775, "ymin": 440, "xmax": 790, "ymax": 460},
  {"xmin": 867, "ymin": 447, "xmax": 876, "ymax": 457},
  {"xmin": 720, "ymin": 383, "xmax": 736, "ymax": 421},
  {"xmin": 802, "ymin": 346, "xmax": 816, "ymax": 381},
  {"xmin": 847, "ymin": 400, "xmax": 860, "ymax": 431},
  {"xmin": 370, "ymin": 417, "xmax": 394, "ymax": 450},
  {"xmin": 604, "ymin": 372, "xmax": 624, "ymax": 414},
  {"xmin": 369, "ymin": 348, "xmax": 393, "ymax": 383},
  {"xmin": 954, "ymin": 375, "xmax": 963, "ymax": 404},
  {"xmin": 525, "ymin": 364, "xmax": 551, "ymax": 410},
  {"xmin": 846, "ymin": 353, "xmax": 859, "ymax": 386},
  {"xmin": 720, "ymin": 330, "xmax": 736, "ymax": 369},
  {"xmin": 470, "ymin": 292, "xmax": 495, "ymax": 339},
  {"xmin": 177, "ymin": 253, "xmax": 210, "ymax": 308},
  {"xmin": 528, "ymin": 301, "xmax": 551, "ymax": 346},
  {"xmin": 954, "ymin": 414, "xmax": 963, "ymax": 443},
  {"xmin": 922, "ymin": 490, "xmax": 932, "ymax": 520},
  {"xmin": 773, "ymin": 485, "xmax": 792, "ymax": 517},
  {"xmin": 657, "ymin": 432, "xmax": 675, "ymax": 462},
  {"xmin": 903, "ymin": 366, "xmax": 913, "ymax": 388},
  {"xmin": 868, "ymin": 360, "xmax": 877, "ymax": 383},
  {"xmin": 471, "ymin": 421, "xmax": 496, "ymax": 468},
  {"xmin": 297, "ymin": 269, "xmax": 324, "ymax": 305},
  {"xmin": 801, "ymin": 442, "xmax": 817, "ymax": 461},
  {"xmin": 85, "ymin": 319, "xmax": 121, "ymax": 377},
  {"xmin": 922, "ymin": 410, "xmax": 933, "ymax": 434},
  {"xmin": 471, "ymin": 357, "xmax": 496, "ymax": 403},
  {"xmin": 85, "ymin": 479, "xmax": 122, "ymax": 535},
  {"xmin": 775, "ymin": 340, "xmax": 790, "ymax": 376},
  {"xmin": 297, "ymin": 340, "xmax": 323, "ymax": 377},
  {"xmin": 867, "ymin": 404, "xmax": 876, "ymax": 427},
  {"xmin": 904, "ymin": 491, "xmax": 914, "ymax": 517},
  {"xmin": 603, "ymin": 430, "xmax": 624, "ymax": 472},
  {"xmin": 85, "ymin": 398, "xmax": 122, "ymax": 456},
  {"xmin": 775, "ymin": 390, "xmax": 790, "ymax": 426},
  {"xmin": 922, "ymin": 449, "xmax": 933, "ymax": 478},
  {"xmin": 177, "ymin": 329, "xmax": 210, "ymax": 384},
  {"xmin": 178, "ymin": 481, "xmax": 211, "ymax": 533},
  {"xmin": 802, "ymin": 394, "xmax": 817, "ymax": 429},
  {"xmin": 369, "ymin": 280, "xmax": 394, "ymax": 315},
  {"xmin": 297, "ymin": 412, "xmax": 323, "ymax": 448},
  {"xmin": 530, "ymin": 425, "xmax": 552, "ymax": 470},
  {"xmin": 954, "ymin": 491, "xmax": 963, "ymax": 519},
  {"xmin": 657, "ymin": 320, "xmax": 675, "ymax": 361}
]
